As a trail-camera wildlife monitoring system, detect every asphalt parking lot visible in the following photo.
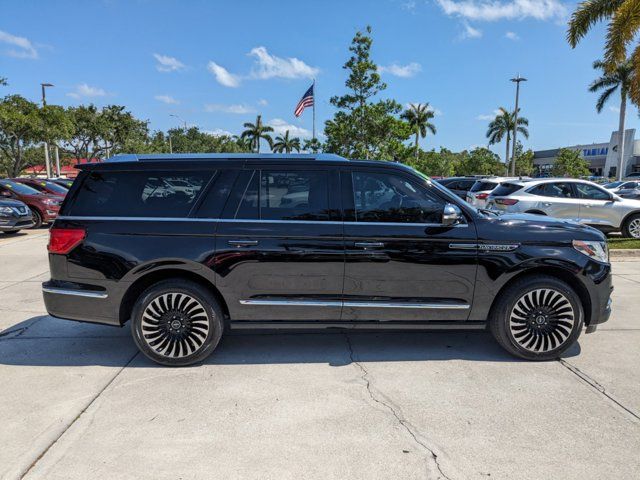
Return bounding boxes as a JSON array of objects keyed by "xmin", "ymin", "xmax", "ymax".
[{"xmin": 1, "ymin": 231, "xmax": 639, "ymax": 480}]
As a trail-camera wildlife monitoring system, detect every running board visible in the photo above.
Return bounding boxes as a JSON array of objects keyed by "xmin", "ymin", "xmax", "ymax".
[{"xmin": 229, "ymin": 321, "xmax": 486, "ymax": 331}]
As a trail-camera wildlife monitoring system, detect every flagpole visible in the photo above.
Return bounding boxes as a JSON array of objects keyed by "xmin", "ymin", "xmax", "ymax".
[{"xmin": 312, "ymin": 78, "xmax": 316, "ymax": 141}]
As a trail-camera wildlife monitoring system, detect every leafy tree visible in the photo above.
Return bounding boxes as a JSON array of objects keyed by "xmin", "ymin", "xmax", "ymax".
[
  {"xmin": 0, "ymin": 77, "xmax": 7, "ymax": 86},
  {"xmin": 241, "ymin": 115, "xmax": 273, "ymax": 153},
  {"xmin": 58, "ymin": 104, "xmax": 147, "ymax": 160},
  {"xmin": 486, "ymin": 107, "xmax": 529, "ymax": 165},
  {"xmin": 324, "ymin": 26, "xmax": 411, "ymax": 160},
  {"xmin": 507, "ymin": 141, "xmax": 535, "ymax": 177},
  {"xmin": 406, "ymin": 148, "xmax": 457, "ymax": 177},
  {"xmin": 590, "ymin": 59, "xmax": 633, "ymax": 180},
  {"xmin": 272, "ymin": 130, "xmax": 301, "ymax": 153},
  {"xmin": 401, "ymin": 103, "xmax": 436, "ymax": 159},
  {"xmin": 232, "ymin": 135, "xmax": 253, "ymax": 152},
  {"xmin": 456, "ymin": 147, "xmax": 504, "ymax": 176},
  {"xmin": 552, "ymin": 148, "xmax": 590, "ymax": 177},
  {"xmin": 568, "ymin": 0, "xmax": 640, "ymax": 105},
  {"xmin": 303, "ymin": 137, "xmax": 322, "ymax": 153}
]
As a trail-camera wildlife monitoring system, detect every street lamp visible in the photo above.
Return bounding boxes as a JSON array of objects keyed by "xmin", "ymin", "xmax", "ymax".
[
  {"xmin": 510, "ymin": 74, "xmax": 527, "ymax": 176},
  {"xmin": 41, "ymin": 83, "xmax": 54, "ymax": 177}
]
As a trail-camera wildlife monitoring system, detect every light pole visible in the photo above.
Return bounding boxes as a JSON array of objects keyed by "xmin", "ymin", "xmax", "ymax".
[
  {"xmin": 41, "ymin": 83, "xmax": 54, "ymax": 178},
  {"xmin": 510, "ymin": 75, "xmax": 527, "ymax": 176}
]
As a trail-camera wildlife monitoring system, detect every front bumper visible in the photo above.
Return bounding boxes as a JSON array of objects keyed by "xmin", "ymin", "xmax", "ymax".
[{"xmin": 0, "ymin": 215, "xmax": 35, "ymax": 231}]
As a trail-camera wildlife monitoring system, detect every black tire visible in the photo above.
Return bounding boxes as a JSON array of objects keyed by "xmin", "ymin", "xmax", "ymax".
[
  {"xmin": 621, "ymin": 213, "xmax": 640, "ymax": 239},
  {"xmin": 131, "ymin": 279, "xmax": 224, "ymax": 366},
  {"xmin": 489, "ymin": 275, "xmax": 584, "ymax": 361},
  {"xmin": 30, "ymin": 209, "xmax": 43, "ymax": 229},
  {"xmin": 2, "ymin": 229, "xmax": 20, "ymax": 235}
]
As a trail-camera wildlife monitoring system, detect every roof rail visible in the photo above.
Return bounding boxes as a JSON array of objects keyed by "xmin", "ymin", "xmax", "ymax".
[{"xmin": 104, "ymin": 153, "xmax": 348, "ymax": 162}]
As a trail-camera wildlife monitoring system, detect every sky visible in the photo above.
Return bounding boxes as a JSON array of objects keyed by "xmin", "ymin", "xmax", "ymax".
[{"xmin": 1, "ymin": 0, "xmax": 634, "ymax": 156}]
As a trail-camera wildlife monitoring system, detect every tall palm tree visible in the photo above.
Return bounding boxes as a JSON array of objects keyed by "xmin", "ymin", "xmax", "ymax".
[
  {"xmin": 272, "ymin": 130, "xmax": 301, "ymax": 153},
  {"xmin": 567, "ymin": 0, "xmax": 640, "ymax": 104},
  {"xmin": 590, "ymin": 59, "xmax": 633, "ymax": 180},
  {"xmin": 232, "ymin": 135, "xmax": 253, "ymax": 152},
  {"xmin": 401, "ymin": 103, "xmax": 437, "ymax": 159},
  {"xmin": 240, "ymin": 115, "xmax": 273, "ymax": 153},
  {"xmin": 486, "ymin": 107, "xmax": 529, "ymax": 166}
]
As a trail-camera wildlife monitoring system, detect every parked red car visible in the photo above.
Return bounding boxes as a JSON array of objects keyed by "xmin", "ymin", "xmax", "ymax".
[
  {"xmin": 0, "ymin": 179, "xmax": 62, "ymax": 228},
  {"xmin": 13, "ymin": 178, "xmax": 68, "ymax": 197}
]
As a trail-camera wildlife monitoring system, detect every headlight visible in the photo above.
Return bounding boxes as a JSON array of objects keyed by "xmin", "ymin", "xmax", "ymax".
[
  {"xmin": 572, "ymin": 240, "xmax": 609, "ymax": 263},
  {"xmin": 43, "ymin": 198, "xmax": 59, "ymax": 205},
  {"xmin": 0, "ymin": 206, "xmax": 13, "ymax": 215}
]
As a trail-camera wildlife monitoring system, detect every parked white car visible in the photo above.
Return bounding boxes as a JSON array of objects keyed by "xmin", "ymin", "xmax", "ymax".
[
  {"xmin": 486, "ymin": 178, "xmax": 640, "ymax": 238},
  {"xmin": 466, "ymin": 177, "xmax": 524, "ymax": 208}
]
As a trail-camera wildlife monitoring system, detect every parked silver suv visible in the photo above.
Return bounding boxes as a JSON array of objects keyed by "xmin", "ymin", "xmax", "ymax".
[{"xmin": 486, "ymin": 178, "xmax": 640, "ymax": 238}]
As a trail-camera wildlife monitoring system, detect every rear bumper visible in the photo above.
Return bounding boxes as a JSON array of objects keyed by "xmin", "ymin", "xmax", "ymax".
[{"xmin": 42, "ymin": 281, "xmax": 120, "ymax": 326}]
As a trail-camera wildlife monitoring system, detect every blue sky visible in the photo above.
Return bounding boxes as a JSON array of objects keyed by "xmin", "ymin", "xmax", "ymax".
[{"xmin": 1, "ymin": 0, "xmax": 634, "ymax": 156}]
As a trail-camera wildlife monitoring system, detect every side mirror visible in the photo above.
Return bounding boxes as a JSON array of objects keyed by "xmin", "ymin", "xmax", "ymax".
[
  {"xmin": 442, "ymin": 203, "xmax": 463, "ymax": 226},
  {"xmin": 0, "ymin": 190, "xmax": 11, "ymax": 198}
]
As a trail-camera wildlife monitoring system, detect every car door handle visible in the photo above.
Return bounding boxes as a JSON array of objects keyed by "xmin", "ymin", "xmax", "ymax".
[
  {"xmin": 227, "ymin": 240, "xmax": 259, "ymax": 247},
  {"xmin": 542, "ymin": 202, "xmax": 552, "ymax": 206},
  {"xmin": 354, "ymin": 242, "xmax": 385, "ymax": 249}
]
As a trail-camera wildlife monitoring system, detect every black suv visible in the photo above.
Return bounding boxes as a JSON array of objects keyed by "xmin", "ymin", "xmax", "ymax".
[{"xmin": 43, "ymin": 154, "xmax": 613, "ymax": 366}]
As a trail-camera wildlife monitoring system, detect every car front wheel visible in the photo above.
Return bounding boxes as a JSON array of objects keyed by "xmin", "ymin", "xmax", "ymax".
[
  {"xmin": 489, "ymin": 275, "xmax": 583, "ymax": 360},
  {"xmin": 622, "ymin": 214, "xmax": 640, "ymax": 239},
  {"xmin": 131, "ymin": 279, "xmax": 224, "ymax": 366}
]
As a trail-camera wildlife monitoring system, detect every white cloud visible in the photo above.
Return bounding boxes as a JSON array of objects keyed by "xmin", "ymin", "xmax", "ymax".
[
  {"xmin": 207, "ymin": 61, "xmax": 241, "ymax": 88},
  {"xmin": 67, "ymin": 83, "xmax": 107, "ymax": 99},
  {"xmin": 379, "ymin": 62, "xmax": 422, "ymax": 78},
  {"xmin": 436, "ymin": 0, "xmax": 567, "ymax": 22},
  {"xmin": 203, "ymin": 128, "xmax": 234, "ymax": 137},
  {"xmin": 154, "ymin": 94, "xmax": 179, "ymax": 105},
  {"xmin": 268, "ymin": 118, "xmax": 312, "ymax": 138},
  {"xmin": 0, "ymin": 30, "xmax": 38, "ymax": 59},
  {"xmin": 153, "ymin": 53, "xmax": 185, "ymax": 72},
  {"xmin": 258, "ymin": 99, "xmax": 268, "ymax": 106},
  {"xmin": 476, "ymin": 109, "xmax": 502, "ymax": 121},
  {"xmin": 505, "ymin": 31, "xmax": 520, "ymax": 40},
  {"xmin": 205, "ymin": 103, "xmax": 256, "ymax": 114},
  {"xmin": 249, "ymin": 46, "xmax": 319, "ymax": 80},
  {"xmin": 609, "ymin": 105, "xmax": 621, "ymax": 114},
  {"xmin": 461, "ymin": 21, "xmax": 483, "ymax": 39}
]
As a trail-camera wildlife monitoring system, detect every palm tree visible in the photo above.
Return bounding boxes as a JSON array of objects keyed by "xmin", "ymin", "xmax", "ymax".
[
  {"xmin": 567, "ymin": 0, "xmax": 640, "ymax": 104},
  {"xmin": 272, "ymin": 130, "xmax": 301, "ymax": 153},
  {"xmin": 590, "ymin": 59, "xmax": 633, "ymax": 180},
  {"xmin": 240, "ymin": 115, "xmax": 273, "ymax": 153},
  {"xmin": 486, "ymin": 107, "xmax": 529, "ymax": 166},
  {"xmin": 401, "ymin": 103, "xmax": 437, "ymax": 159}
]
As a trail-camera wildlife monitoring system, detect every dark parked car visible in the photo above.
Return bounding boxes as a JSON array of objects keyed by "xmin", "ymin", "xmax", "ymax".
[
  {"xmin": 13, "ymin": 178, "xmax": 69, "ymax": 197},
  {"xmin": 435, "ymin": 177, "xmax": 481, "ymax": 200},
  {"xmin": 0, "ymin": 179, "xmax": 62, "ymax": 228},
  {"xmin": 43, "ymin": 154, "xmax": 612, "ymax": 366},
  {"xmin": 0, "ymin": 198, "xmax": 33, "ymax": 234}
]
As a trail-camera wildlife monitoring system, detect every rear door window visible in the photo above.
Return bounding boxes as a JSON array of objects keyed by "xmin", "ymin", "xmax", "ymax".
[
  {"xmin": 529, "ymin": 182, "xmax": 576, "ymax": 198},
  {"xmin": 68, "ymin": 171, "xmax": 212, "ymax": 217}
]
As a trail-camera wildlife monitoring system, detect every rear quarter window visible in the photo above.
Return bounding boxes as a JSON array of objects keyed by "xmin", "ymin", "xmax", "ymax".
[
  {"xmin": 470, "ymin": 181, "xmax": 498, "ymax": 192},
  {"xmin": 66, "ymin": 170, "xmax": 213, "ymax": 217},
  {"xmin": 491, "ymin": 183, "xmax": 523, "ymax": 196}
]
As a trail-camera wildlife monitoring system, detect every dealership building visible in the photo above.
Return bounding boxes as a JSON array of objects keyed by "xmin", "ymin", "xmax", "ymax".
[{"xmin": 533, "ymin": 129, "xmax": 640, "ymax": 177}]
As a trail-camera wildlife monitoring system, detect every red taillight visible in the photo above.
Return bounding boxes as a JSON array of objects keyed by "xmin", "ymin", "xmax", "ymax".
[
  {"xmin": 48, "ymin": 228, "xmax": 86, "ymax": 254},
  {"xmin": 476, "ymin": 193, "xmax": 489, "ymax": 200},
  {"xmin": 495, "ymin": 198, "xmax": 519, "ymax": 206}
]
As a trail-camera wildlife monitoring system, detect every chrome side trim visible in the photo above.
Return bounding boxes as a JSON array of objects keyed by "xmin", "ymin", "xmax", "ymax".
[
  {"xmin": 42, "ymin": 287, "xmax": 108, "ymax": 299},
  {"xmin": 449, "ymin": 243, "xmax": 478, "ymax": 250},
  {"xmin": 239, "ymin": 299, "xmax": 470, "ymax": 309},
  {"xmin": 56, "ymin": 216, "xmax": 219, "ymax": 223}
]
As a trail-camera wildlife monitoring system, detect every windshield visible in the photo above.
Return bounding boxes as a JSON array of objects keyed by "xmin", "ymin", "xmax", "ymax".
[
  {"xmin": 0, "ymin": 180, "xmax": 41, "ymax": 195},
  {"xmin": 42, "ymin": 181, "xmax": 68, "ymax": 194}
]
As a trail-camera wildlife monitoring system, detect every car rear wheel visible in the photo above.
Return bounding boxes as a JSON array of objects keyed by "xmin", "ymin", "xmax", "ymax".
[
  {"xmin": 489, "ymin": 275, "xmax": 583, "ymax": 361},
  {"xmin": 622, "ymin": 214, "xmax": 640, "ymax": 239},
  {"xmin": 131, "ymin": 279, "xmax": 224, "ymax": 366},
  {"xmin": 2, "ymin": 229, "xmax": 20, "ymax": 235},
  {"xmin": 30, "ymin": 209, "xmax": 43, "ymax": 229}
]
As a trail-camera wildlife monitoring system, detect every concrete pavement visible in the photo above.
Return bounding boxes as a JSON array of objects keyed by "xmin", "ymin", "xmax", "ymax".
[{"xmin": 1, "ymin": 232, "xmax": 638, "ymax": 480}]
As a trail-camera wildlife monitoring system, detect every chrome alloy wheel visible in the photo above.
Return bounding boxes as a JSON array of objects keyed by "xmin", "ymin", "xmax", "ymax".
[
  {"xmin": 141, "ymin": 293, "xmax": 210, "ymax": 358},
  {"xmin": 629, "ymin": 218, "xmax": 640, "ymax": 239},
  {"xmin": 509, "ymin": 288, "xmax": 575, "ymax": 353}
]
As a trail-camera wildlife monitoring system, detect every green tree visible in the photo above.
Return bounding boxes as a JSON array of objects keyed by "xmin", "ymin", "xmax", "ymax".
[
  {"xmin": 456, "ymin": 147, "xmax": 504, "ymax": 176},
  {"xmin": 507, "ymin": 141, "xmax": 535, "ymax": 177},
  {"xmin": 568, "ymin": 0, "xmax": 640, "ymax": 105},
  {"xmin": 241, "ymin": 115, "xmax": 273, "ymax": 153},
  {"xmin": 406, "ymin": 148, "xmax": 457, "ymax": 177},
  {"xmin": 0, "ymin": 77, "xmax": 7, "ymax": 86},
  {"xmin": 552, "ymin": 148, "xmax": 590, "ymax": 177},
  {"xmin": 324, "ymin": 26, "xmax": 411, "ymax": 160},
  {"xmin": 590, "ymin": 59, "xmax": 633, "ymax": 179},
  {"xmin": 401, "ymin": 103, "xmax": 437, "ymax": 159},
  {"xmin": 272, "ymin": 130, "xmax": 301, "ymax": 153},
  {"xmin": 303, "ymin": 137, "xmax": 322, "ymax": 153},
  {"xmin": 486, "ymin": 107, "xmax": 529, "ymax": 165}
]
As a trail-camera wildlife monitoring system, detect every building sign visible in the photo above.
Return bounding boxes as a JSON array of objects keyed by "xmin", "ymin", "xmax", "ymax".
[{"xmin": 582, "ymin": 147, "xmax": 608, "ymax": 157}]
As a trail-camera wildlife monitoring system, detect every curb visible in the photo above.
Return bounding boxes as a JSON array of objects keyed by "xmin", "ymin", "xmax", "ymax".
[{"xmin": 610, "ymin": 249, "xmax": 640, "ymax": 258}]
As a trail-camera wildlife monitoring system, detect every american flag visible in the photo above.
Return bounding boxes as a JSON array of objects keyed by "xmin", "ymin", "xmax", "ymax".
[{"xmin": 294, "ymin": 84, "xmax": 314, "ymax": 117}]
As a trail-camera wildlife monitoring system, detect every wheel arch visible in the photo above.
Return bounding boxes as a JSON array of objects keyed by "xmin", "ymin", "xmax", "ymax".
[
  {"xmin": 620, "ymin": 210, "xmax": 640, "ymax": 229},
  {"xmin": 487, "ymin": 266, "xmax": 592, "ymax": 326},
  {"xmin": 118, "ymin": 268, "xmax": 230, "ymax": 326}
]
